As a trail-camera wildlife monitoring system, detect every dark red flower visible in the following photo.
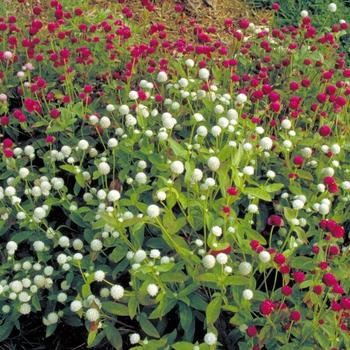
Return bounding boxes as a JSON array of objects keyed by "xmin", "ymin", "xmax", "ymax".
[
  {"xmin": 289, "ymin": 310, "xmax": 301, "ymax": 322},
  {"xmin": 260, "ymin": 300, "xmax": 275, "ymax": 316}
]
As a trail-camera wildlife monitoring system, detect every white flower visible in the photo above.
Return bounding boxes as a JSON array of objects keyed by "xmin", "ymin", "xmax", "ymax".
[
  {"xmin": 147, "ymin": 283, "xmax": 159, "ymax": 297},
  {"xmin": 192, "ymin": 168, "xmax": 203, "ymax": 182},
  {"xmin": 129, "ymin": 91, "xmax": 139, "ymax": 100},
  {"xmin": 301, "ymin": 147, "xmax": 312, "ymax": 158},
  {"xmin": 19, "ymin": 303, "xmax": 31, "ymax": 315},
  {"xmin": 193, "ymin": 113, "xmax": 204, "ymax": 122},
  {"xmin": 150, "ymin": 249, "xmax": 161, "ymax": 259},
  {"xmin": 211, "ymin": 125, "xmax": 221, "ymax": 137},
  {"xmin": 98, "ymin": 162, "xmax": 110, "ymax": 175},
  {"xmin": 317, "ymin": 184, "xmax": 326, "ymax": 192},
  {"xmin": 111, "ymin": 285, "xmax": 124, "ymax": 300},
  {"xmin": 90, "ymin": 239, "xmax": 103, "ymax": 252},
  {"xmin": 70, "ymin": 300, "xmax": 82, "ymax": 313},
  {"xmin": 106, "ymin": 104, "xmax": 115, "ymax": 112},
  {"xmin": 248, "ymin": 204, "xmax": 259, "ymax": 213},
  {"xmin": 89, "ymin": 115, "xmax": 99, "ymax": 125},
  {"xmin": 204, "ymin": 332, "xmax": 217, "ymax": 346},
  {"xmin": 243, "ymin": 143, "xmax": 252, "ymax": 152},
  {"xmin": 170, "ymin": 161, "xmax": 185, "ymax": 175},
  {"xmin": 6, "ymin": 241, "xmax": 18, "ymax": 253},
  {"xmin": 259, "ymin": 251, "xmax": 271, "ymax": 263},
  {"xmin": 214, "ymin": 104, "xmax": 224, "ymax": 114},
  {"xmin": 34, "ymin": 207, "xmax": 46, "ymax": 220},
  {"xmin": 216, "ymin": 253, "xmax": 228, "ymax": 265},
  {"xmin": 236, "ymin": 93, "xmax": 247, "ymax": 104},
  {"xmin": 147, "ymin": 205, "xmax": 160, "ymax": 218},
  {"xmin": 211, "ymin": 226, "xmax": 222, "ymax": 237},
  {"xmin": 47, "ymin": 312, "xmax": 59, "ymax": 324},
  {"xmin": 3, "ymin": 51, "xmax": 13, "ymax": 60},
  {"xmin": 328, "ymin": 3, "xmax": 337, "ymax": 12},
  {"xmin": 243, "ymin": 166, "xmax": 254, "ymax": 176},
  {"xmin": 185, "ymin": 59, "xmax": 195, "ymax": 67},
  {"xmin": 157, "ymin": 71, "xmax": 168, "ymax": 83},
  {"xmin": 178, "ymin": 78, "xmax": 189, "ymax": 87},
  {"xmin": 156, "ymin": 191, "xmax": 166, "ymax": 201},
  {"xmin": 292, "ymin": 199, "xmax": 304, "ymax": 210},
  {"xmin": 119, "ymin": 105, "xmax": 130, "ymax": 115},
  {"xmin": 10, "ymin": 280, "xmax": 23, "ymax": 293},
  {"xmin": 281, "ymin": 119, "xmax": 292, "ymax": 129},
  {"xmin": 202, "ymin": 255, "xmax": 216, "ymax": 269},
  {"xmin": 207, "ymin": 156, "xmax": 220, "ymax": 171},
  {"xmin": 19, "ymin": 167, "xmax": 29, "ymax": 179},
  {"xmin": 33, "ymin": 241, "xmax": 45, "ymax": 252},
  {"xmin": 130, "ymin": 333, "xmax": 141, "ymax": 345},
  {"xmin": 342, "ymin": 181, "xmax": 350, "ymax": 190},
  {"xmin": 107, "ymin": 190, "xmax": 120, "ymax": 202},
  {"xmin": 331, "ymin": 144, "xmax": 340, "ymax": 154},
  {"xmin": 134, "ymin": 249, "xmax": 147, "ymax": 263},
  {"xmin": 100, "ymin": 116, "xmax": 111, "ymax": 128},
  {"xmin": 260, "ymin": 137, "xmax": 273, "ymax": 150},
  {"xmin": 197, "ymin": 126, "xmax": 208, "ymax": 137},
  {"xmin": 319, "ymin": 203, "xmax": 330, "ymax": 215},
  {"xmin": 300, "ymin": 10, "xmax": 309, "ymax": 17},
  {"xmin": 242, "ymin": 289, "xmax": 254, "ymax": 300},
  {"xmin": 94, "ymin": 270, "xmax": 105, "ymax": 282},
  {"xmin": 135, "ymin": 172, "xmax": 147, "ymax": 184},
  {"xmin": 239, "ymin": 262, "xmax": 252, "ymax": 275},
  {"xmin": 266, "ymin": 170, "xmax": 276, "ymax": 179},
  {"xmin": 199, "ymin": 68, "xmax": 210, "ymax": 80},
  {"xmin": 86, "ymin": 308, "xmax": 100, "ymax": 322}
]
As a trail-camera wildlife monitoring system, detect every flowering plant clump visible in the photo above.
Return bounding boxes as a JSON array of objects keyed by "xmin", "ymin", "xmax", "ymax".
[{"xmin": 0, "ymin": 0, "xmax": 350, "ymax": 349}]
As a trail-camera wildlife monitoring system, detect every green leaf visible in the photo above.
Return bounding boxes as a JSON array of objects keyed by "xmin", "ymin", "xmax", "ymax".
[
  {"xmin": 161, "ymin": 272, "xmax": 188, "ymax": 283},
  {"xmin": 109, "ymin": 244, "xmax": 128, "ymax": 263},
  {"xmin": 291, "ymin": 256, "xmax": 314, "ymax": 270},
  {"xmin": 284, "ymin": 207, "xmax": 297, "ymax": 222},
  {"xmin": 46, "ymin": 324, "xmax": 57, "ymax": 338},
  {"xmin": 244, "ymin": 187, "xmax": 271, "ymax": 201},
  {"xmin": 224, "ymin": 276, "xmax": 251, "ymax": 286},
  {"xmin": 105, "ymin": 325, "xmax": 123, "ymax": 350},
  {"xmin": 11, "ymin": 231, "xmax": 33, "ymax": 244},
  {"xmin": 102, "ymin": 302, "xmax": 129, "ymax": 316},
  {"xmin": 179, "ymin": 303, "xmax": 194, "ymax": 341},
  {"xmin": 172, "ymin": 342, "xmax": 194, "ymax": 350},
  {"xmin": 265, "ymin": 183, "xmax": 284, "ymax": 192},
  {"xmin": 206, "ymin": 296, "xmax": 222, "ymax": 325},
  {"xmin": 168, "ymin": 138, "xmax": 188, "ymax": 158},
  {"xmin": 128, "ymin": 295, "xmax": 138, "ymax": 319},
  {"xmin": 196, "ymin": 273, "xmax": 217, "ymax": 283},
  {"xmin": 139, "ymin": 313, "xmax": 160, "ymax": 338},
  {"xmin": 87, "ymin": 329, "xmax": 98, "ymax": 347},
  {"xmin": 82, "ymin": 283, "xmax": 92, "ymax": 299}
]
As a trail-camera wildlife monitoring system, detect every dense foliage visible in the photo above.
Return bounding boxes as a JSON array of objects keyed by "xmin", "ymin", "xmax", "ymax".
[{"xmin": 0, "ymin": 1, "xmax": 349, "ymax": 349}]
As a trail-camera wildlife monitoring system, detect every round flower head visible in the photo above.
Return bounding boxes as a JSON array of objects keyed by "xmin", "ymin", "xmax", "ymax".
[
  {"xmin": 328, "ymin": 3, "xmax": 337, "ymax": 12},
  {"xmin": 129, "ymin": 333, "xmax": 141, "ymax": 345},
  {"xmin": 207, "ymin": 156, "xmax": 220, "ymax": 171},
  {"xmin": 242, "ymin": 289, "xmax": 254, "ymax": 300},
  {"xmin": 239, "ymin": 262, "xmax": 252, "ymax": 275},
  {"xmin": 204, "ymin": 332, "xmax": 217, "ymax": 346},
  {"xmin": 170, "ymin": 160, "xmax": 184, "ymax": 175},
  {"xmin": 236, "ymin": 93, "xmax": 247, "ymax": 104},
  {"xmin": 260, "ymin": 137, "xmax": 273, "ymax": 150},
  {"xmin": 86, "ymin": 308, "xmax": 100, "ymax": 322},
  {"xmin": 147, "ymin": 283, "xmax": 159, "ymax": 297},
  {"xmin": 147, "ymin": 205, "xmax": 160, "ymax": 218},
  {"xmin": 111, "ymin": 285, "xmax": 124, "ymax": 300},
  {"xmin": 199, "ymin": 68, "xmax": 210, "ymax": 80},
  {"xmin": 157, "ymin": 71, "xmax": 168, "ymax": 83},
  {"xmin": 202, "ymin": 255, "xmax": 216, "ymax": 269}
]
